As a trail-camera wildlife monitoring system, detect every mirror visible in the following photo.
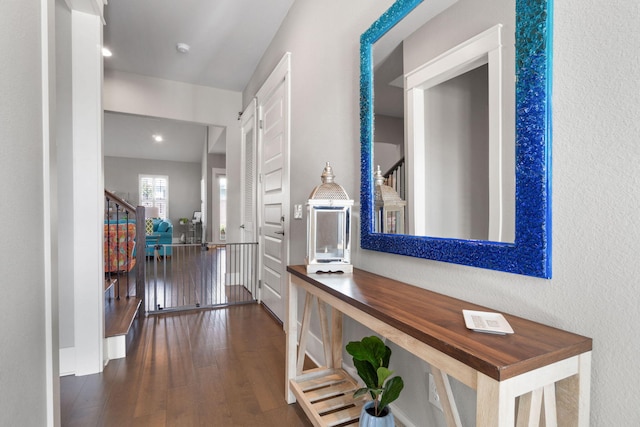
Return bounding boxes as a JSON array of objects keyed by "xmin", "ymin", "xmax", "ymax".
[{"xmin": 360, "ymin": 0, "xmax": 552, "ymax": 278}]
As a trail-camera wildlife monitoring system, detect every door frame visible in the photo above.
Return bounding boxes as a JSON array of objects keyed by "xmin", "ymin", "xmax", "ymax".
[
  {"xmin": 240, "ymin": 98, "xmax": 257, "ymax": 244},
  {"xmin": 211, "ymin": 168, "xmax": 227, "ymax": 242},
  {"xmin": 256, "ymin": 52, "xmax": 291, "ymax": 323}
]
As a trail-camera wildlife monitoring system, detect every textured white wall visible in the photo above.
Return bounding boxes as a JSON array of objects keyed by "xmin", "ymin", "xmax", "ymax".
[
  {"xmin": 246, "ymin": 0, "xmax": 640, "ymax": 424},
  {"xmin": 0, "ymin": 1, "xmax": 49, "ymax": 425}
]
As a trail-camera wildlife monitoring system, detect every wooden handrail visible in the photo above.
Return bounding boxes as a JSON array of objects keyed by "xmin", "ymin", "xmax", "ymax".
[
  {"xmin": 381, "ymin": 157, "xmax": 405, "ymax": 201},
  {"xmin": 383, "ymin": 156, "xmax": 404, "ymax": 178},
  {"xmin": 105, "ymin": 189, "xmax": 137, "ymax": 214}
]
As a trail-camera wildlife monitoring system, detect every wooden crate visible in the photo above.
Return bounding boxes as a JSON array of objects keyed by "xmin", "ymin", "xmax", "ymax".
[{"xmin": 290, "ymin": 367, "xmax": 366, "ymax": 427}]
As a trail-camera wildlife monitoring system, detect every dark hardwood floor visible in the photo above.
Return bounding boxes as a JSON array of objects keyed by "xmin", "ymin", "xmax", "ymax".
[{"xmin": 61, "ymin": 304, "xmax": 313, "ymax": 426}]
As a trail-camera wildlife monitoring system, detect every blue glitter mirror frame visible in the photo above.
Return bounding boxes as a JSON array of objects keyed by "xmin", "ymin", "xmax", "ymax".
[{"xmin": 360, "ymin": 0, "xmax": 553, "ymax": 278}]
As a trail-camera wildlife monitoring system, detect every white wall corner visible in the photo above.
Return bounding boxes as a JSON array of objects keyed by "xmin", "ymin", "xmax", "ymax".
[
  {"xmin": 68, "ymin": 0, "xmax": 104, "ymax": 19},
  {"xmin": 59, "ymin": 347, "xmax": 76, "ymax": 377},
  {"xmin": 71, "ymin": 9, "xmax": 104, "ymax": 376},
  {"xmin": 105, "ymin": 336, "xmax": 126, "ymax": 360},
  {"xmin": 207, "ymin": 126, "xmax": 225, "ymax": 153}
]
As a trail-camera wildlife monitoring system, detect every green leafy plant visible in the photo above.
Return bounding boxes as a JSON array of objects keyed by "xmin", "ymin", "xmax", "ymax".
[{"xmin": 346, "ymin": 336, "xmax": 404, "ymax": 417}]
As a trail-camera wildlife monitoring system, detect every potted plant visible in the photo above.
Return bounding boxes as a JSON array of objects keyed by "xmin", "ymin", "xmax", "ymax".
[{"xmin": 346, "ymin": 336, "xmax": 404, "ymax": 426}]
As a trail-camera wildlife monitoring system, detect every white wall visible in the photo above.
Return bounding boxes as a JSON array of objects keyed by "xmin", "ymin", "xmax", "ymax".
[
  {"xmin": 374, "ymin": 114, "xmax": 404, "ymax": 173},
  {"xmin": 424, "ymin": 65, "xmax": 489, "ymax": 241},
  {"xmin": 104, "ymin": 156, "xmax": 202, "ymax": 229},
  {"xmin": 56, "ymin": 0, "xmax": 75, "ymax": 354},
  {"xmin": 0, "ymin": 1, "xmax": 56, "ymax": 425},
  {"xmin": 71, "ymin": 9, "xmax": 105, "ymax": 376},
  {"xmin": 245, "ymin": 0, "xmax": 640, "ymax": 425},
  {"xmin": 405, "ymin": 0, "xmax": 515, "ymax": 244},
  {"xmin": 103, "ymin": 70, "xmax": 241, "ymax": 128},
  {"xmin": 244, "ymin": 1, "xmax": 385, "ymax": 260},
  {"xmin": 103, "ymin": 70, "xmax": 242, "ymax": 243},
  {"xmin": 53, "ymin": 1, "xmax": 106, "ymax": 379}
]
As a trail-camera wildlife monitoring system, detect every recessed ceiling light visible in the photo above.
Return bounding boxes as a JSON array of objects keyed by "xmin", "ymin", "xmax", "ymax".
[
  {"xmin": 152, "ymin": 134, "xmax": 163, "ymax": 142},
  {"xmin": 102, "ymin": 47, "xmax": 113, "ymax": 57},
  {"xmin": 176, "ymin": 43, "xmax": 190, "ymax": 54}
]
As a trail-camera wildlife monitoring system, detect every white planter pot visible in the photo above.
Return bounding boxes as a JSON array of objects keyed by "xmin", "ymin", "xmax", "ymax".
[{"xmin": 359, "ymin": 401, "xmax": 395, "ymax": 427}]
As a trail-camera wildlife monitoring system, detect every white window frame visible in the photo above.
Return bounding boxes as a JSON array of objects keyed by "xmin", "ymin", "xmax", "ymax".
[{"xmin": 139, "ymin": 174, "xmax": 169, "ymax": 219}]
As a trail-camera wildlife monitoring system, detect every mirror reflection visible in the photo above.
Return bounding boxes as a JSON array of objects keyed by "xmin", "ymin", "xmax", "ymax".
[
  {"xmin": 361, "ymin": 0, "xmax": 552, "ymax": 277},
  {"xmin": 372, "ymin": 0, "xmax": 515, "ymax": 243}
]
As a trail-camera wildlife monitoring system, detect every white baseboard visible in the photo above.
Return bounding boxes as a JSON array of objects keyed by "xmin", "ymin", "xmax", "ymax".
[
  {"xmin": 59, "ymin": 347, "xmax": 76, "ymax": 376},
  {"xmin": 105, "ymin": 335, "xmax": 126, "ymax": 360}
]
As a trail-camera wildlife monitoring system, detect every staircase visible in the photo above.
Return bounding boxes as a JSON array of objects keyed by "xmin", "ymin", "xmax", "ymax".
[
  {"xmin": 104, "ymin": 190, "xmax": 146, "ymax": 359},
  {"xmin": 383, "ymin": 157, "xmax": 405, "ymax": 201}
]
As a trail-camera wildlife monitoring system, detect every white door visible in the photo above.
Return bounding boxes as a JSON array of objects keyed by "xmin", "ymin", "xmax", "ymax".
[
  {"xmin": 240, "ymin": 99, "xmax": 257, "ymax": 243},
  {"xmin": 257, "ymin": 53, "xmax": 291, "ymax": 322}
]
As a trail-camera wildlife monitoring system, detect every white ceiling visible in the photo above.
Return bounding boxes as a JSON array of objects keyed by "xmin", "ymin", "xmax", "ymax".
[
  {"xmin": 104, "ymin": 112, "xmax": 208, "ymax": 163},
  {"xmin": 103, "ymin": 0, "xmax": 295, "ymax": 162}
]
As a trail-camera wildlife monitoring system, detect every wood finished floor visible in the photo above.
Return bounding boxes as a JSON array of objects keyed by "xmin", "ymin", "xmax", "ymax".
[
  {"xmin": 144, "ymin": 245, "xmax": 257, "ymax": 312},
  {"xmin": 105, "ymin": 275, "xmax": 142, "ymax": 337},
  {"xmin": 61, "ymin": 304, "xmax": 313, "ymax": 426}
]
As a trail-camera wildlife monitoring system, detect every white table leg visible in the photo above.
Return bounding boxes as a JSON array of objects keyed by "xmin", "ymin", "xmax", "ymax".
[{"xmin": 285, "ymin": 275, "xmax": 298, "ymax": 403}]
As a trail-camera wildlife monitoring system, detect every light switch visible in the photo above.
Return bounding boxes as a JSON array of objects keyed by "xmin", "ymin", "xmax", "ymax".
[{"xmin": 294, "ymin": 204, "xmax": 303, "ymax": 219}]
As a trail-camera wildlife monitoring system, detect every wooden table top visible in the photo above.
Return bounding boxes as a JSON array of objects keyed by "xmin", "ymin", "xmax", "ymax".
[{"xmin": 287, "ymin": 265, "xmax": 592, "ymax": 381}]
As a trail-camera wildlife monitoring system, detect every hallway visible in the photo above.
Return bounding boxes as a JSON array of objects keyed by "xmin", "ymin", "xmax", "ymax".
[{"xmin": 61, "ymin": 305, "xmax": 312, "ymax": 426}]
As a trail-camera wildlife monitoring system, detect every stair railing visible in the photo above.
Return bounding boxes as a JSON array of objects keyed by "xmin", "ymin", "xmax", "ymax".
[
  {"xmin": 104, "ymin": 190, "xmax": 145, "ymax": 303},
  {"xmin": 383, "ymin": 157, "xmax": 406, "ymax": 201}
]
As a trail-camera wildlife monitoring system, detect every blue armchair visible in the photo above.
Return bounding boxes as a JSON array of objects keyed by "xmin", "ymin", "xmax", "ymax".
[{"xmin": 145, "ymin": 218, "xmax": 173, "ymax": 256}]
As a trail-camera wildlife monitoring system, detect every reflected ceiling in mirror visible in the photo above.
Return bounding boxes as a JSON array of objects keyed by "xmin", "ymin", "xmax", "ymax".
[{"xmin": 360, "ymin": 0, "xmax": 552, "ymax": 278}]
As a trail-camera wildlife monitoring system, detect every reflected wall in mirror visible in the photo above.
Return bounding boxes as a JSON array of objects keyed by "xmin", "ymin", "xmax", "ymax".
[{"xmin": 360, "ymin": 0, "xmax": 552, "ymax": 278}]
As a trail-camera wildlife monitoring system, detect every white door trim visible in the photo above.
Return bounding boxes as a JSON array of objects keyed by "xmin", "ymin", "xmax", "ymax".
[
  {"xmin": 256, "ymin": 52, "xmax": 291, "ymax": 323},
  {"xmin": 240, "ymin": 98, "xmax": 257, "ymax": 244}
]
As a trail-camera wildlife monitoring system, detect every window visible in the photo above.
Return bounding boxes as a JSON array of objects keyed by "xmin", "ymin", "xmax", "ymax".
[{"xmin": 139, "ymin": 175, "xmax": 169, "ymax": 219}]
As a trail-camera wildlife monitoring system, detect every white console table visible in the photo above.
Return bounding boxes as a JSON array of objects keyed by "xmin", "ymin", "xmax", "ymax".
[{"xmin": 285, "ymin": 265, "xmax": 592, "ymax": 427}]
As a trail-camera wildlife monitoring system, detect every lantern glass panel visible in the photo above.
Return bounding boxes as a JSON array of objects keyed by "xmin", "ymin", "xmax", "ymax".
[
  {"xmin": 315, "ymin": 208, "xmax": 346, "ymax": 261},
  {"xmin": 386, "ymin": 210, "xmax": 399, "ymax": 234}
]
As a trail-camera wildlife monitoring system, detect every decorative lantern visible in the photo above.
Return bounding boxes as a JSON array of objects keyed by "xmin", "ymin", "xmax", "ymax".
[
  {"xmin": 374, "ymin": 165, "xmax": 406, "ymax": 234},
  {"xmin": 306, "ymin": 162, "xmax": 353, "ymax": 273}
]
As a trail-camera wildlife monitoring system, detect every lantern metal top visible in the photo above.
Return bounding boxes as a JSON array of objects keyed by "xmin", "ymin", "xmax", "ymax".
[
  {"xmin": 308, "ymin": 162, "xmax": 351, "ymax": 201},
  {"xmin": 374, "ymin": 165, "xmax": 406, "ymax": 205}
]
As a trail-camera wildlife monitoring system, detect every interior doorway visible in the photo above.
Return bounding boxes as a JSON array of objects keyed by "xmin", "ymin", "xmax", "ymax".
[{"xmin": 211, "ymin": 168, "xmax": 227, "ymax": 242}]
